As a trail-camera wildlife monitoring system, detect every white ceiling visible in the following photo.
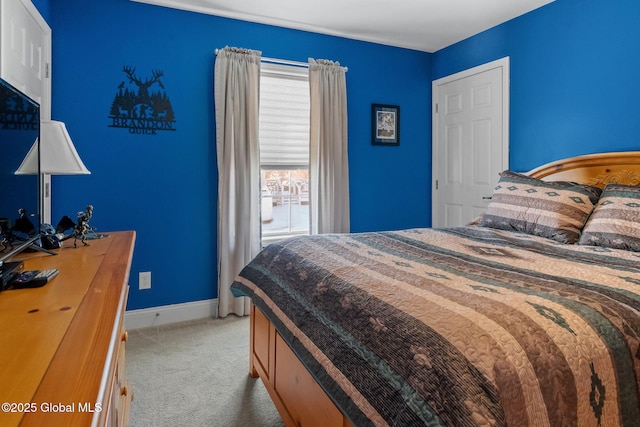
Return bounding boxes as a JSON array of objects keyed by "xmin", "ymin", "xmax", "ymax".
[{"xmin": 133, "ymin": 0, "xmax": 554, "ymax": 52}]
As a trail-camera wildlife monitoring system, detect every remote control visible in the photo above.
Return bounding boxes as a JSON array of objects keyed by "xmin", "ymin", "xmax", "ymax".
[
  {"xmin": 13, "ymin": 270, "xmax": 39, "ymax": 284},
  {"xmin": 36, "ymin": 269, "xmax": 59, "ymax": 281},
  {"xmin": 8, "ymin": 269, "xmax": 59, "ymax": 289},
  {"xmin": 9, "ymin": 270, "xmax": 48, "ymax": 289}
]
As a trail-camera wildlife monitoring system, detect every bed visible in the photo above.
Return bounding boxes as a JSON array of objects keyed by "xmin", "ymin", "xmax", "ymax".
[{"xmin": 231, "ymin": 151, "xmax": 640, "ymax": 426}]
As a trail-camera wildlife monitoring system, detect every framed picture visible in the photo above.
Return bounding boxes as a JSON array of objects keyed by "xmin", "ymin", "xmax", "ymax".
[{"xmin": 372, "ymin": 104, "xmax": 400, "ymax": 146}]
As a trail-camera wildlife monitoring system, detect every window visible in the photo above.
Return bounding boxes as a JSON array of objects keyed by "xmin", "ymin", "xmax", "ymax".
[{"xmin": 259, "ymin": 62, "xmax": 310, "ymax": 245}]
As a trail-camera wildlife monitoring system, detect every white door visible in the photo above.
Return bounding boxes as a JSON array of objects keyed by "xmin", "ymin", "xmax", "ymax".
[
  {"xmin": 432, "ymin": 58, "xmax": 509, "ymax": 228},
  {"xmin": 0, "ymin": 0, "xmax": 51, "ymax": 107}
]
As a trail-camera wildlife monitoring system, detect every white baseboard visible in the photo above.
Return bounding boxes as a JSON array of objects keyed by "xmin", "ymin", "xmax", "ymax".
[{"xmin": 125, "ymin": 299, "xmax": 218, "ymax": 330}]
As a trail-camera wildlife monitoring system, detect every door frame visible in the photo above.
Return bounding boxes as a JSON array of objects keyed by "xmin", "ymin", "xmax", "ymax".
[{"xmin": 431, "ymin": 57, "xmax": 510, "ymax": 227}]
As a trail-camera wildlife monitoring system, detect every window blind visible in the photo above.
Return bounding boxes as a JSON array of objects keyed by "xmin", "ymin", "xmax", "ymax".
[{"xmin": 259, "ymin": 62, "xmax": 310, "ymax": 168}]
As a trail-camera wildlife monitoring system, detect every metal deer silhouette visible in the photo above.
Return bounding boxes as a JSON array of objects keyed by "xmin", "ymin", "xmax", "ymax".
[{"xmin": 122, "ymin": 66, "xmax": 165, "ymax": 102}]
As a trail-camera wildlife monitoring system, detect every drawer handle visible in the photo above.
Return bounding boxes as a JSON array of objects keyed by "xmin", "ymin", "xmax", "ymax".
[{"xmin": 121, "ymin": 331, "xmax": 128, "ymax": 342}]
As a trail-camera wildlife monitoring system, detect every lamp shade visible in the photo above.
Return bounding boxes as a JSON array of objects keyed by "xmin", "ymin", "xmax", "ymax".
[{"xmin": 15, "ymin": 120, "xmax": 90, "ymax": 175}]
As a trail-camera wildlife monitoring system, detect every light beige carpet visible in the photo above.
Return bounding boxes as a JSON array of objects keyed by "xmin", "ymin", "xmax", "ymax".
[{"xmin": 126, "ymin": 315, "xmax": 285, "ymax": 427}]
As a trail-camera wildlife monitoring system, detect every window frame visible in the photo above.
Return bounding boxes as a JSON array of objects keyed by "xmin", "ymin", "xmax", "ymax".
[{"xmin": 259, "ymin": 61, "xmax": 311, "ymax": 245}]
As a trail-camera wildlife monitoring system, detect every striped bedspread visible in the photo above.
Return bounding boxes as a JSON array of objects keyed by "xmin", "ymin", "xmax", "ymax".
[{"xmin": 231, "ymin": 226, "xmax": 640, "ymax": 426}]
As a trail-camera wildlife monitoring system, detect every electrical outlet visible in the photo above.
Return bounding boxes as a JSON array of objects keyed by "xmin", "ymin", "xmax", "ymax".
[{"xmin": 139, "ymin": 271, "xmax": 151, "ymax": 290}]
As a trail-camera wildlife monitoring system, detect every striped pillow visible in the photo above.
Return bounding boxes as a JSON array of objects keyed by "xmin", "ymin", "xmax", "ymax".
[
  {"xmin": 479, "ymin": 170, "xmax": 601, "ymax": 243},
  {"xmin": 578, "ymin": 183, "xmax": 640, "ymax": 251}
]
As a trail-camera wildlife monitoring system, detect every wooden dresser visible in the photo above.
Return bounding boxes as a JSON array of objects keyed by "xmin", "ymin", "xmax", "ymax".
[{"xmin": 0, "ymin": 231, "xmax": 136, "ymax": 426}]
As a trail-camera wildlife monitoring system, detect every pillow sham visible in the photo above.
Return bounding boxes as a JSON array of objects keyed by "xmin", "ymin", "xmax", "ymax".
[
  {"xmin": 479, "ymin": 170, "xmax": 601, "ymax": 244},
  {"xmin": 578, "ymin": 183, "xmax": 640, "ymax": 251}
]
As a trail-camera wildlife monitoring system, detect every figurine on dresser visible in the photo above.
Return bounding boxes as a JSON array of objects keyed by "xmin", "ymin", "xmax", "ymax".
[
  {"xmin": 1, "ymin": 209, "xmax": 36, "ymax": 252},
  {"xmin": 55, "ymin": 205, "xmax": 99, "ymax": 247},
  {"xmin": 72, "ymin": 205, "xmax": 93, "ymax": 247},
  {"xmin": 13, "ymin": 208, "xmax": 36, "ymax": 237}
]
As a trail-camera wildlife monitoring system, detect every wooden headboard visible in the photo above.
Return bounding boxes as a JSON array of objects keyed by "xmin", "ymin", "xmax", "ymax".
[{"xmin": 527, "ymin": 151, "xmax": 640, "ymax": 188}]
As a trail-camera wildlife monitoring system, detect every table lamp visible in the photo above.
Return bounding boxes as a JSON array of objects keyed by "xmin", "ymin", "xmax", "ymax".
[{"xmin": 15, "ymin": 120, "xmax": 90, "ymax": 224}]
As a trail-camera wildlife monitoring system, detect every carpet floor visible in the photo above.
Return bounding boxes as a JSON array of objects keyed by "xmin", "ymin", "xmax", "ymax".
[{"xmin": 126, "ymin": 315, "xmax": 285, "ymax": 427}]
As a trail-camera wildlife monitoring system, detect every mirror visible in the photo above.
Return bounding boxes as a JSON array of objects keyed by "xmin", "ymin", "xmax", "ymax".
[{"xmin": 0, "ymin": 77, "xmax": 40, "ymax": 256}]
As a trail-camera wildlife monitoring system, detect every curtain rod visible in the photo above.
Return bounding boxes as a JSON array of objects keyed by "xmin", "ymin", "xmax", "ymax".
[
  {"xmin": 214, "ymin": 48, "xmax": 307, "ymax": 68},
  {"xmin": 214, "ymin": 48, "xmax": 347, "ymax": 71}
]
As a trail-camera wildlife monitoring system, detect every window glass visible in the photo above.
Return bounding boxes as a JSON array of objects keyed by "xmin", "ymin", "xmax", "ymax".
[{"xmin": 259, "ymin": 63, "xmax": 310, "ymax": 244}]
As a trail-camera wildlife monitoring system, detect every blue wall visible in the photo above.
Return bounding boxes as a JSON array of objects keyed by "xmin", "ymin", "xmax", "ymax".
[
  {"xmin": 41, "ymin": 0, "xmax": 637, "ymax": 311},
  {"xmin": 433, "ymin": 0, "xmax": 640, "ymax": 172},
  {"xmin": 31, "ymin": 0, "xmax": 49, "ymax": 21},
  {"xmin": 46, "ymin": 0, "xmax": 431, "ymax": 310}
]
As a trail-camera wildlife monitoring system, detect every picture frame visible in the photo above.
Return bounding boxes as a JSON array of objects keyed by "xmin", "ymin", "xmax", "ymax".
[{"xmin": 371, "ymin": 104, "xmax": 400, "ymax": 146}]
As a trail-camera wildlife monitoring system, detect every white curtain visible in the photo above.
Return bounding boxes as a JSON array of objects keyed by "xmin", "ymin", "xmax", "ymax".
[
  {"xmin": 309, "ymin": 59, "xmax": 350, "ymax": 234},
  {"xmin": 214, "ymin": 47, "xmax": 262, "ymax": 317}
]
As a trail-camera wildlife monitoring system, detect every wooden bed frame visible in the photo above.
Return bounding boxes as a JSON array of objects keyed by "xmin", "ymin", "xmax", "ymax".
[
  {"xmin": 248, "ymin": 151, "xmax": 640, "ymax": 427},
  {"xmin": 527, "ymin": 150, "xmax": 640, "ymax": 187}
]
